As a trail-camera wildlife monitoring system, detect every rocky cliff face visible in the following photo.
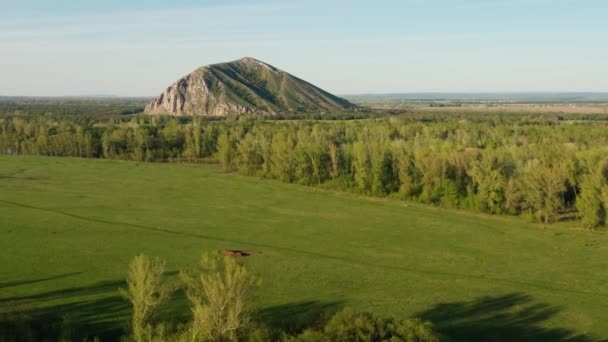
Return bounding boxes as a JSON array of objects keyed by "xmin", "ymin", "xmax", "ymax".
[{"xmin": 145, "ymin": 57, "xmax": 355, "ymax": 116}]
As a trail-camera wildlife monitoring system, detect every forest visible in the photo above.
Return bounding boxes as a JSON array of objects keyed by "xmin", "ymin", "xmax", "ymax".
[{"xmin": 3, "ymin": 109, "xmax": 608, "ymax": 229}]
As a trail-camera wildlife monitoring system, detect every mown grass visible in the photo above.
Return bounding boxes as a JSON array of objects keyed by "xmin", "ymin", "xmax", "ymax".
[{"xmin": 1, "ymin": 156, "xmax": 607, "ymax": 341}]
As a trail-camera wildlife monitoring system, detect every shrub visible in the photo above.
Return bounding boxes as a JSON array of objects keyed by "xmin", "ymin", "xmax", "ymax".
[{"xmin": 288, "ymin": 308, "xmax": 444, "ymax": 342}]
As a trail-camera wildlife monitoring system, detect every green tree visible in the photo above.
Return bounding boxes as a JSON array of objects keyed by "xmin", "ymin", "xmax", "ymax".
[
  {"xmin": 520, "ymin": 163, "xmax": 566, "ymax": 223},
  {"xmin": 576, "ymin": 174, "xmax": 605, "ymax": 229},
  {"xmin": 180, "ymin": 253, "xmax": 260, "ymax": 342},
  {"xmin": 271, "ymin": 130, "xmax": 295, "ymax": 182},
  {"xmin": 370, "ymin": 143, "xmax": 398, "ymax": 195},
  {"xmin": 216, "ymin": 132, "xmax": 235, "ymax": 172},
  {"xmin": 352, "ymin": 141, "xmax": 372, "ymax": 192},
  {"xmin": 328, "ymin": 143, "xmax": 341, "ymax": 179},
  {"xmin": 120, "ymin": 254, "xmax": 172, "ymax": 342},
  {"xmin": 469, "ymin": 158, "xmax": 506, "ymax": 214},
  {"xmin": 393, "ymin": 145, "xmax": 421, "ymax": 199},
  {"xmin": 183, "ymin": 124, "xmax": 200, "ymax": 160},
  {"xmin": 236, "ymin": 133, "xmax": 263, "ymax": 176}
]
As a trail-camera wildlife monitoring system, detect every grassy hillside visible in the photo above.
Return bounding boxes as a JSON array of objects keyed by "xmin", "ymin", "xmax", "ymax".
[{"xmin": 1, "ymin": 156, "xmax": 607, "ymax": 341}]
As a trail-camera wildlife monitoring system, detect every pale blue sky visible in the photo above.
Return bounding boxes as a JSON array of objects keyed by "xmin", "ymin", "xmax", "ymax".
[{"xmin": 1, "ymin": 0, "xmax": 607, "ymax": 96}]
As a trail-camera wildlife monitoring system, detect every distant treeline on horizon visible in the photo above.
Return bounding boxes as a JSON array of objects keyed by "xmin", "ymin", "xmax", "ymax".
[
  {"xmin": 3, "ymin": 92, "xmax": 608, "ymax": 103},
  {"xmin": 344, "ymin": 92, "xmax": 608, "ymax": 102}
]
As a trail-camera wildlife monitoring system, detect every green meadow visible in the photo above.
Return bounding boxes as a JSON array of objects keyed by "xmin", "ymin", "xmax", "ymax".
[{"xmin": 1, "ymin": 155, "xmax": 607, "ymax": 341}]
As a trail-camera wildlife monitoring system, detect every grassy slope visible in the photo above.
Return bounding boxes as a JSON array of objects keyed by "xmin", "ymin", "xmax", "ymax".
[{"xmin": 0, "ymin": 156, "xmax": 607, "ymax": 340}]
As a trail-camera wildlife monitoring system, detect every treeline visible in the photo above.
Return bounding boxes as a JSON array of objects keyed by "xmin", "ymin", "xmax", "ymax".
[
  {"xmin": 3, "ymin": 114, "xmax": 608, "ymax": 228},
  {"xmin": 0, "ymin": 97, "xmax": 149, "ymax": 117}
]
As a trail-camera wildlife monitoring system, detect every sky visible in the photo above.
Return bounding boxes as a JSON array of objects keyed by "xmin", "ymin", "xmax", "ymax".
[{"xmin": 1, "ymin": 0, "xmax": 607, "ymax": 96}]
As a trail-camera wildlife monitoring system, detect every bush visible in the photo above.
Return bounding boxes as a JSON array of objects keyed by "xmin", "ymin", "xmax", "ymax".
[{"xmin": 288, "ymin": 308, "xmax": 444, "ymax": 342}]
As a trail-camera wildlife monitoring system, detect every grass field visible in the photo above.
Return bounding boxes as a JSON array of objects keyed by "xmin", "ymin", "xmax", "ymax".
[{"xmin": 1, "ymin": 156, "xmax": 607, "ymax": 341}]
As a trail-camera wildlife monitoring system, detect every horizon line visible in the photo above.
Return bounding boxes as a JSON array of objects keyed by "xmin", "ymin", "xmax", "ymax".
[{"xmin": 3, "ymin": 91, "xmax": 608, "ymax": 99}]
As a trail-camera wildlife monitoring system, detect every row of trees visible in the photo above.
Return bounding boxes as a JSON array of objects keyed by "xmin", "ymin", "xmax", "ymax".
[
  {"xmin": 210, "ymin": 119, "xmax": 608, "ymax": 228},
  {"xmin": 3, "ymin": 114, "xmax": 608, "ymax": 228},
  {"xmin": 0, "ymin": 116, "xmax": 218, "ymax": 161}
]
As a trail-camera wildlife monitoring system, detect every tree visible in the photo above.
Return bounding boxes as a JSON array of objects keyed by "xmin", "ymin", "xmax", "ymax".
[
  {"xmin": 468, "ymin": 158, "xmax": 506, "ymax": 214},
  {"xmin": 258, "ymin": 133, "xmax": 273, "ymax": 178},
  {"xmin": 120, "ymin": 254, "xmax": 172, "ymax": 342},
  {"xmin": 180, "ymin": 253, "xmax": 260, "ymax": 342},
  {"xmin": 236, "ymin": 133, "xmax": 262, "ymax": 176},
  {"xmin": 271, "ymin": 130, "xmax": 295, "ymax": 182},
  {"xmin": 393, "ymin": 144, "xmax": 421, "ymax": 199},
  {"xmin": 328, "ymin": 143, "xmax": 341, "ymax": 179},
  {"xmin": 292, "ymin": 143, "xmax": 314, "ymax": 185},
  {"xmin": 577, "ymin": 174, "xmax": 605, "ymax": 229},
  {"xmin": 307, "ymin": 140, "xmax": 330, "ymax": 185},
  {"xmin": 370, "ymin": 142, "xmax": 398, "ymax": 195},
  {"xmin": 133, "ymin": 127, "xmax": 151, "ymax": 161},
  {"xmin": 416, "ymin": 151, "xmax": 447, "ymax": 204},
  {"xmin": 352, "ymin": 141, "xmax": 372, "ymax": 192},
  {"xmin": 201, "ymin": 126, "xmax": 217, "ymax": 157},
  {"xmin": 183, "ymin": 123, "xmax": 202, "ymax": 160},
  {"xmin": 520, "ymin": 163, "xmax": 566, "ymax": 224},
  {"xmin": 216, "ymin": 132, "xmax": 235, "ymax": 172}
]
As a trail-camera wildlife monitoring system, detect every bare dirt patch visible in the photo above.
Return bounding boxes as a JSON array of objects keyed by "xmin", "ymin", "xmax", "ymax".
[{"xmin": 221, "ymin": 249, "xmax": 262, "ymax": 257}]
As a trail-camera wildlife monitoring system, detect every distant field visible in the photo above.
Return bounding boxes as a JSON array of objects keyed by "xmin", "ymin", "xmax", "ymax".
[
  {"xmin": 353, "ymin": 102, "xmax": 608, "ymax": 115},
  {"xmin": 1, "ymin": 156, "xmax": 607, "ymax": 341},
  {"xmin": 415, "ymin": 103, "xmax": 608, "ymax": 114},
  {"xmin": 346, "ymin": 92, "xmax": 608, "ymax": 115}
]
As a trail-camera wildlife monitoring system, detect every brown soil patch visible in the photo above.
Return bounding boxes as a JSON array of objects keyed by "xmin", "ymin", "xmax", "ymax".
[{"xmin": 221, "ymin": 249, "xmax": 262, "ymax": 257}]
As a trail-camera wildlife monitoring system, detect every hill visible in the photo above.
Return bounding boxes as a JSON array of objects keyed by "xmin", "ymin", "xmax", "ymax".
[{"xmin": 145, "ymin": 57, "xmax": 355, "ymax": 116}]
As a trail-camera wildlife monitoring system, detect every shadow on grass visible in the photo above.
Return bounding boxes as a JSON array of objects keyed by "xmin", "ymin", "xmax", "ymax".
[
  {"xmin": 0, "ymin": 294, "xmax": 128, "ymax": 341},
  {"xmin": 0, "ymin": 270, "xmax": 183, "ymax": 341},
  {"xmin": 0, "ymin": 272, "xmax": 83, "ymax": 290},
  {"xmin": 0, "ymin": 277, "xmax": 130, "ymax": 340},
  {"xmin": 0, "ymin": 279, "xmax": 125, "ymax": 305},
  {"xmin": 417, "ymin": 292, "xmax": 606, "ymax": 342},
  {"xmin": 256, "ymin": 300, "xmax": 343, "ymax": 335},
  {"xmin": 3, "ymin": 289, "xmax": 604, "ymax": 341}
]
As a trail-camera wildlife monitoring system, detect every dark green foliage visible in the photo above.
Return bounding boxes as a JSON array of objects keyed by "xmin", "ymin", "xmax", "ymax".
[
  {"xmin": 0, "ymin": 97, "xmax": 148, "ymax": 117},
  {"xmin": 4, "ymin": 108, "xmax": 608, "ymax": 227},
  {"xmin": 288, "ymin": 308, "xmax": 444, "ymax": 342},
  {"xmin": 577, "ymin": 175, "xmax": 606, "ymax": 229}
]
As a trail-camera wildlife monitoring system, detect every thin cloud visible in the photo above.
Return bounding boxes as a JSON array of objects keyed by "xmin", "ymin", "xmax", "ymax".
[{"xmin": 0, "ymin": 2, "xmax": 289, "ymax": 41}]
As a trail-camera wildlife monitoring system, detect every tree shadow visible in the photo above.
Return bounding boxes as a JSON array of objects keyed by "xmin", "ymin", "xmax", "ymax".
[
  {"xmin": 0, "ymin": 270, "xmax": 178, "ymax": 341},
  {"xmin": 0, "ymin": 294, "xmax": 128, "ymax": 341},
  {"xmin": 256, "ymin": 300, "xmax": 343, "ymax": 335},
  {"xmin": 0, "ymin": 276, "xmax": 131, "ymax": 341},
  {"xmin": 417, "ymin": 293, "xmax": 606, "ymax": 342},
  {"xmin": 0, "ymin": 272, "xmax": 83, "ymax": 290},
  {"xmin": 0, "ymin": 279, "xmax": 125, "ymax": 305}
]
